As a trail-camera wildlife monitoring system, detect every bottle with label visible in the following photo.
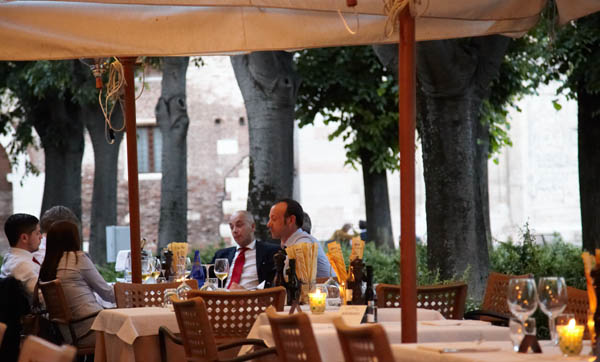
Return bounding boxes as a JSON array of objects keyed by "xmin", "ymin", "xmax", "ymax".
[{"xmin": 364, "ymin": 265, "xmax": 377, "ymax": 323}]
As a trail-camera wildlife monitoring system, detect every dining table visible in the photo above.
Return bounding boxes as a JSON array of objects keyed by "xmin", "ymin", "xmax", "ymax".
[
  {"xmin": 248, "ymin": 311, "xmax": 510, "ymax": 362},
  {"xmin": 391, "ymin": 340, "xmax": 592, "ymax": 362},
  {"xmin": 90, "ymin": 305, "xmax": 445, "ymax": 362}
]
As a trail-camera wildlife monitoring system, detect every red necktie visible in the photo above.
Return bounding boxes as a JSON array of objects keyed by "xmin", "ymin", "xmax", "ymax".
[
  {"xmin": 228, "ymin": 247, "xmax": 248, "ymax": 289},
  {"xmin": 32, "ymin": 257, "xmax": 41, "ymax": 266}
]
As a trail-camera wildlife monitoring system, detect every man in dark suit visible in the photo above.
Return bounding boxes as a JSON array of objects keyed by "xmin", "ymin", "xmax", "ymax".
[{"xmin": 211, "ymin": 210, "xmax": 280, "ymax": 289}]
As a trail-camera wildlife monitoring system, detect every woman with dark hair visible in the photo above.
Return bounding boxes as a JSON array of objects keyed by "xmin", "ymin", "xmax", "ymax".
[{"xmin": 39, "ymin": 220, "xmax": 114, "ymax": 346}]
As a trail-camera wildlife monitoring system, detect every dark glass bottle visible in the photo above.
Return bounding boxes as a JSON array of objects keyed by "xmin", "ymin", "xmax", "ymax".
[
  {"xmin": 273, "ymin": 249, "xmax": 287, "ymax": 288},
  {"xmin": 190, "ymin": 250, "xmax": 205, "ymax": 287},
  {"xmin": 364, "ymin": 266, "xmax": 377, "ymax": 323},
  {"xmin": 286, "ymin": 259, "xmax": 300, "ymax": 306}
]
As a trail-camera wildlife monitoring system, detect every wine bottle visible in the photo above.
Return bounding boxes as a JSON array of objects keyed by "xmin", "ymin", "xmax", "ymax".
[
  {"xmin": 190, "ymin": 250, "xmax": 205, "ymax": 288},
  {"xmin": 364, "ymin": 265, "xmax": 377, "ymax": 323}
]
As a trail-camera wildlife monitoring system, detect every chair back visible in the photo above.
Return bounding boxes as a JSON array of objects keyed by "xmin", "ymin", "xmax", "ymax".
[
  {"xmin": 375, "ymin": 283, "xmax": 401, "ymax": 308},
  {"xmin": 172, "ymin": 297, "xmax": 219, "ymax": 361},
  {"xmin": 481, "ymin": 272, "xmax": 533, "ymax": 315},
  {"xmin": 565, "ymin": 286, "xmax": 590, "ymax": 339},
  {"xmin": 114, "ymin": 280, "xmax": 198, "ymax": 308},
  {"xmin": 333, "ymin": 316, "xmax": 393, "ymax": 362},
  {"xmin": 265, "ymin": 306, "xmax": 322, "ymax": 362},
  {"xmin": 187, "ymin": 287, "xmax": 285, "ymax": 341},
  {"xmin": 18, "ymin": 335, "xmax": 76, "ymax": 362},
  {"xmin": 38, "ymin": 279, "xmax": 73, "ymax": 324},
  {"xmin": 417, "ymin": 282, "xmax": 468, "ymax": 319},
  {"xmin": 0, "ymin": 321, "xmax": 6, "ymax": 346},
  {"xmin": 375, "ymin": 282, "xmax": 468, "ymax": 319}
]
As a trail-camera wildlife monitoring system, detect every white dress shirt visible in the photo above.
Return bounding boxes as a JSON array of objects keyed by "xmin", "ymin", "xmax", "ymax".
[
  {"xmin": 284, "ymin": 229, "xmax": 333, "ymax": 278},
  {"xmin": 1, "ymin": 247, "xmax": 40, "ymax": 298},
  {"xmin": 226, "ymin": 240, "xmax": 259, "ymax": 290}
]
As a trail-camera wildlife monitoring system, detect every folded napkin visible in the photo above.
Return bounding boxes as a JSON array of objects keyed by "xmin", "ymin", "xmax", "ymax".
[
  {"xmin": 420, "ymin": 320, "xmax": 491, "ymax": 327},
  {"xmin": 417, "ymin": 343, "xmax": 500, "ymax": 353}
]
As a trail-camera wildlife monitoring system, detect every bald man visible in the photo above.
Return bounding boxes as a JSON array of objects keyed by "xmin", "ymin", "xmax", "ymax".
[{"xmin": 211, "ymin": 211, "xmax": 281, "ymax": 289}]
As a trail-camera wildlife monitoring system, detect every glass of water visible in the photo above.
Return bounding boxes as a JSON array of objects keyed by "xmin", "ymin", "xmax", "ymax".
[{"xmin": 509, "ymin": 317, "xmax": 536, "ymax": 352}]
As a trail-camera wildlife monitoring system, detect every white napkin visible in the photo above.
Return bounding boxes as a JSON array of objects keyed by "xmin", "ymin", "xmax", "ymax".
[
  {"xmin": 420, "ymin": 320, "xmax": 491, "ymax": 327},
  {"xmin": 115, "ymin": 250, "xmax": 130, "ymax": 271},
  {"xmin": 417, "ymin": 343, "xmax": 500, "ymax": 353}
]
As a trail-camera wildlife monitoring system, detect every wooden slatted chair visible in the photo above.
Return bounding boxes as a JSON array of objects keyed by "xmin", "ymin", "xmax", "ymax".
[
  {"xmin": 186, "ymin": 287, "xmax": 286, "ymax": 344},
  {"xmin": 38, "ymin": 279, "xmax": 97, "ymax": 357},
  {"xmin": 114, "ymin": 279, "xmax": 198, "ymax": 308},
  {"xmin": 564, "ymin": 286, "xmax": 590, "ymax": 339},
  {"xmin": 265, "ymin": 306, "xmax": 322, "ymax": 362},
  {"xmin": 375, "ymin": 283, "xmax": 401, "ymax": 308},
  {"xmin": 0, "ymin": 321, "xmax": 6, "ymax": 346},
  {"xmin": 333, "ymin": 316, "xmax": 394, "ymax": 362},
  {"xmin": 18, "ymin": 335, "xmax": 76, "ymax": 362},
  {"xmin": 416, "ymin": 282, "xmax": 468, "ymax": 319},
  {"xmin": 375, "ymin": 282, "xmax": 468, "ymax": 319},
  {"xmin": 464, "ymin": 272, "xmax": 533, "ymax": 326},
  {"xmin": 158, "ymin": 297, "xmax": 276, "ymax": 362}
]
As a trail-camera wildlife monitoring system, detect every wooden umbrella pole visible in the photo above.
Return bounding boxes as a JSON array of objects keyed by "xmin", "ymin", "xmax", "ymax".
[
  {"xmin": 121, "ymin": 57, "xmax": 142, "ymax": 284},
  {"xmin": 398, "ymin": 6, "xmax": 417, "ymax": 343}
]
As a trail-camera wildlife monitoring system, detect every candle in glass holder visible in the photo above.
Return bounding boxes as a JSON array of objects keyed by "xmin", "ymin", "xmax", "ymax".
[
  {"xmin": 557, "ymin": 318, "xmax": 584, "ymax": 356},
  {"xmin": 309, "ymin": 288, "xmax": 327, "ymax": 314}
]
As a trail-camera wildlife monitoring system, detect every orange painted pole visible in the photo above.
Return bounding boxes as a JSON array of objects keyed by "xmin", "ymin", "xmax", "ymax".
[
  {"xmin": 121, "ymin": 57, "xmax": 142, "ymax": 284},
  {"xmin": 398, "ymin": 7, "xmax": 417, "ymax": 343}
]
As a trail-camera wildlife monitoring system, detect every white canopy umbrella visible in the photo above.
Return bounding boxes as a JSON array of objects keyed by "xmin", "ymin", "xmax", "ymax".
[{"xmin": 1, "ymin": 0, "xmax": 599, "ymax": 343}]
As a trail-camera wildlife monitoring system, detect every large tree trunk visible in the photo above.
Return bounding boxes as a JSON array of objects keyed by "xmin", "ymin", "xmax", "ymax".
[
  {"xmin": 231, "ymin": 52, "xmax": 300, "ymax": 242},
  {"xmin": 359, "ymin": 147, "xmax": 394, "ymax": 248},
  {"xmin": 578, "ymin": 81, "xmax": 600, "ymax": 252},
  {"xmin": 156, "ymin": 57, "xmax": 190, "ymax": 248},
  {"xmin": 33, "ymin": 95, "xmax": 84, "ymax": 221},
  {"xmin": 84, "ymin": 106, "xmax": 124, "ymax": 264},
  {"xmin": 416, "ymin": 36, "xmax": 509, "ymax": 297}
]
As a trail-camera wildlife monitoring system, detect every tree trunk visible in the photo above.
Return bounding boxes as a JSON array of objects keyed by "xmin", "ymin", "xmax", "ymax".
[
  {"xmin": 33, "ymin": 96, "xmax": 84, "ymax": 222},
  {"xmin": 84, "ymin": 106, "xmax": 124, "ymax": 264},
  {"xmin": 416, "ymin": 36, "xmax": 509, "ymax": 297},
  {"xmin": 231, "ymin": 52, "xmax": 300, "ymax": 242},
  {"xmin": 359, "ymin": 147, "xmax": 394, "ymax": 248},
  {"xmin": 156, "ymin": 57, "xmax": 190, "ymax": 249},
  {"xmin": 578, "ymin": 81, "xmax": 600, "ymax": 252}
]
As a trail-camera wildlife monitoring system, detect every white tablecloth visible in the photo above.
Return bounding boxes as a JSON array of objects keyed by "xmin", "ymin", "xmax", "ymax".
[
  {"xmin": 244, "ymin": 307, "xmax": 505, "ymax": 361},
  {"xmin": 392, "ymin": 340, "xmax": 592, "ymax": 362},
  {"xmin": 91, "ymin": 307, "xmax": 178, "ymax": 344},
  {"xmin": 91, "ymin": 307, "xmax": 184, "ymax": 362}
]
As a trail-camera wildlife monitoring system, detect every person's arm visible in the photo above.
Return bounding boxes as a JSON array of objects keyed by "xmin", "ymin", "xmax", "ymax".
[
  {"xmin": 11, "ymin": 262, "xmax": 38, "ymax": 298},
  {"xmin": 80, "ymin": 254, "xmax": 115, "ymax": 303}
]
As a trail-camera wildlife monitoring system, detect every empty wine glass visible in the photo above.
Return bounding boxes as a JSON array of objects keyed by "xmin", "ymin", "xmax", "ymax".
[
  {"xmin": 507, "ymin": 278, "xmax": 538, "ymax": 323},
  {"xmin": 214, "ymin": 258, "xmax": 229, "ymax": 289},
  {"xmin": 538, "ymin": 277, "xmax": 568, "ymax": 344}
]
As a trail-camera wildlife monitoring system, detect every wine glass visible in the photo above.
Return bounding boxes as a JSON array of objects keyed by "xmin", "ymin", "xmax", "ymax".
[
  {"xmin": 507, "ymin": 278, "xmax": 538, "ymax": 323},
  {"xmin": 214, "ymin": 258, "xmax": 229, "ymax": 289},
  {"xmin": 538, "ymin": 277, "xmax": 568, "ymax": 344}
]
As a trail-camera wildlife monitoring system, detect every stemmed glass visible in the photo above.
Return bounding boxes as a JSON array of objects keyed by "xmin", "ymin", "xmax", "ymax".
[
  {"xmin": 507, "ymin": 278, "xmax": 538, "ymax": 325},
  {"xmin": 538, "ymin": 277, "xmax": 568, "ymax": 344},
  {"xmin": 214, "ymin": 258, "xmax": 229, "ymax": 290}
]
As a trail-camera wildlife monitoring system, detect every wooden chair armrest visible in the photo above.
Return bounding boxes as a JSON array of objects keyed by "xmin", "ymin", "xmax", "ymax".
[
  {"xmin": 221, "ymin": 346, "xmax": 277, "ymax": 362},
  {"xmin": 71, "ymin": 310, "xmax": 100, "ymax": 323},
  {"xmin": 159, "ymin": 326, "xmax": 182, "ymax": 362},
  {"xmin": 217, "ymin": 338, "xmax": 268, "ymax": 351},
  {"xmin": 464, "ymin": 310, "xmax": 510, "ymax": 326}
]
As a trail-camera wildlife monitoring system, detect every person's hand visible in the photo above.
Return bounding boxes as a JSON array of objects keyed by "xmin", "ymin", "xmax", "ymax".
[{"xmin": 229, "ymin": 282, "xmax": 247, "ymax": 290}]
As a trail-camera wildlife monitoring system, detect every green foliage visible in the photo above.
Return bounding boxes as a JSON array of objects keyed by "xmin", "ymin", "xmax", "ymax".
[
  {"xmin": 0, "ymin": 60, "xmax": 97, "ymax": 174},
  {"xmin": 295, "ymin": 46, "xmax": 399, "ymax": 173},
  {"xmin": 96, "ymin": 262, "xmax": 122, "ymax": 282},
  {"xmin": 490, "ymin": 223, "xmax": 585, "ymax": 290}
]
